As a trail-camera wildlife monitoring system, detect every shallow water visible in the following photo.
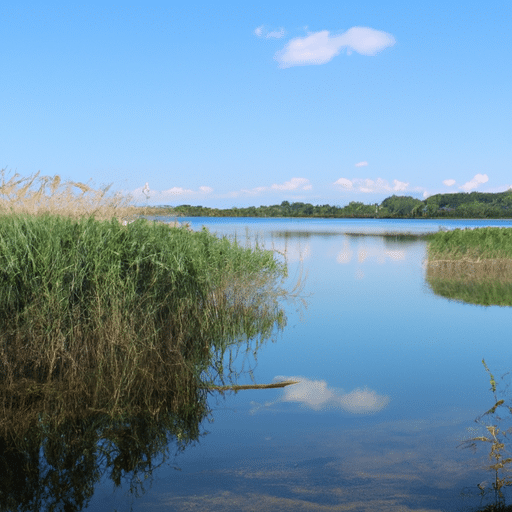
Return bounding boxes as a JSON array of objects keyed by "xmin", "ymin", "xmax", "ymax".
[{"xmin": 88, "ymin": 217, "xmax": 512, "ymax": 512}]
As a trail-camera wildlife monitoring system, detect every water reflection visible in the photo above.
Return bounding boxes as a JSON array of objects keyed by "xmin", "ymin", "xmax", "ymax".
[
  {"xmin": 62, "ymin": 219, "xmax": 512, "ymax": 511},
  {"xmin": 0, "ymin": 412, "xmax": 195, "ymax": 512},
  {"xmin": 250, "ymin": 376, "xmax": 390, "ymax": 414},
  {"xmin": 426, "ymin": 257, "xmax": 512, "ymax": 306},
  {"xmin": 0, "ymin": 225, "xmax": 291, "ymax": 511},
  {"xmin": 336, "ymin": 240, "xmax": 407, "ymax": 265}
]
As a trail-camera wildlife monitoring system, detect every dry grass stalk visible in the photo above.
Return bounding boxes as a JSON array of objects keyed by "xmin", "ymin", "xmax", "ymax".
[{"xmin": 0, "ymin": 168, "xmax": 151, "ymax": 223}]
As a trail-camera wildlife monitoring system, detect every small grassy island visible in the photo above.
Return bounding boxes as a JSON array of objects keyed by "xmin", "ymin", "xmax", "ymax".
[{"xmin": 426, "ymin": 227, "xmax": 512, "ymax": 306}]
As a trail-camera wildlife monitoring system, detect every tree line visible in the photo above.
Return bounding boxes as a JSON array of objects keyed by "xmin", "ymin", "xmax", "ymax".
[{"xmin": 157, "ymin": 190, "xmax": 512, "ymax": 219}]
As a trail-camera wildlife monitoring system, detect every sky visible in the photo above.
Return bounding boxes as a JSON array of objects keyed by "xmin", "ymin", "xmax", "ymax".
[{"xmin": 1, "ymin": 1, "xmax": 511, "ymax": 208}]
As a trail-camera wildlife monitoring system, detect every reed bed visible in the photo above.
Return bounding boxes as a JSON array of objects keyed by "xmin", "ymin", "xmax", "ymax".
[
  {"xmin": 426, "ymin": 227, "xmax": 512, "ymax": 306},
  {"xmin": 0, "ymin": 168, "xmax": 150, "ymax": 222},
  {"xmin": 427, "ymin": 227, "xmax": 512, "ymax": 261},
  {"xmin": 0, "ymin": 172, "xmax": 288, "ymax": 442}
]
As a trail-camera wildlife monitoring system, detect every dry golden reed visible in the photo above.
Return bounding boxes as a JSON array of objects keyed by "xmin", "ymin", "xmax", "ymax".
[{"xmin": 0, "ymin": 168, "xmax": 151, "ymax": 222}]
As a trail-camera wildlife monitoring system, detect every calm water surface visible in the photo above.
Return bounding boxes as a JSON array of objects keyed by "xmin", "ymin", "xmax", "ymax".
[{"xmin": 90, "ymin": 218, "xmax": 512, "ymax": 512}]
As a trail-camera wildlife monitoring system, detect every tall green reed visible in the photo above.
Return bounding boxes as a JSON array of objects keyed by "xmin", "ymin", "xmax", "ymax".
[
  {"xmin": 427, "ymin": 227, "xmax": 512, "ymax": 260},
  {"xmin": 0, "ymin": 213, "xmax": 288, "ymax": 441}
]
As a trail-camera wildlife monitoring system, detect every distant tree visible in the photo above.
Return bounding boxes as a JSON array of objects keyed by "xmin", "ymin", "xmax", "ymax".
[{"xmin": 380, "ymin": 195, "xmax": 424, "ymax": 217}]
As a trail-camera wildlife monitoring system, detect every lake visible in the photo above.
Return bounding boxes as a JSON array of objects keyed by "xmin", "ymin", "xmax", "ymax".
[{"xmin": 85, "ymin": 217, "xmax": 512, "ymax": 511}]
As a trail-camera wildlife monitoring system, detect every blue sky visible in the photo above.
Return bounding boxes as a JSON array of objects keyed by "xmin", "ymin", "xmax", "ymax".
[{"xmin": 2, "ymin": 1, "xmax": 511, "ymax": 208}]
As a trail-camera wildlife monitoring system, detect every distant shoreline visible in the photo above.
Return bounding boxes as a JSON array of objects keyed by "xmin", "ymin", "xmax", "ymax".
[{"xmin": 133, "ymin": 191, "xmax": 512, "ymax": 220}]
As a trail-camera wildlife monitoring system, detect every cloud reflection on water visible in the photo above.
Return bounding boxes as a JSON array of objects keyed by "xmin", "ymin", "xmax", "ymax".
[
  {"xmin": 337, "ymin": 240, "xmax": 405, "ymax": 265},
  {"xmin": 250, "ymin": 376, "xmax": 390, "ymax": 415}
]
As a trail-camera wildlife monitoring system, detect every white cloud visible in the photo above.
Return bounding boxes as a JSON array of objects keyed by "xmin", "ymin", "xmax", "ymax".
[
  {"xmin": 443, "ymin": 179, "xmax": 456, "ymax": 187},
  {"xmin": 236, "ymin": 177, "xmax": 312, "ymax": 197},
  {"xmin": 268, "ymin": 28, "xmax": 285, "ymax": 39},
  {"xmin": 334, "ymin": 177, "xmax": 409, "ymax": 193},
  {"xmin": 275, "ymin": 26, "xmax": 395, "ymax": 68},
  {"xmin": 254, "ymin": 25, "xmax": 285, "ymax": 39},
  {"xmin": 271, "ymin": 177, "xmax": 312, "ymax": 191},
  {"xmin": 355, "ymin": 161, "xmax": 368, "ymax": 167},
  {"xmin": 460, "ymin": 173, "xmax": 489, "ymax": 192},
  {"xmin": 131, "ymin": 185, "xmax": 214, "ymax": 201},
  {"xmin": 334, "ymin": 177, "xmax": 353, "ymax": 189},
  {"xmin": 163, "ymin": 187, "xmax": 194, "ymax": 196},
  {"xmin": 263, "ymin": 376, "xmax": 390, "ymax": 414},
  {"xmin": 393, "ymin": 179, "xmax": 408, "ymax": 191}
]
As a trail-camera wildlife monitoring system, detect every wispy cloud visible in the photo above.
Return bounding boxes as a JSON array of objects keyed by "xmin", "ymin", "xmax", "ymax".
[
  {"xmin": 131, "ymin": 184, "xmax": 214, "ymax": 203},
  {"xmin": 355, "ymin": 161, "xmax": 368, "ymax": 167},
  {"xmin": 334, "ymin": 177, "xmax": 409, "ymax": 193},
  {"xmin": 443, "ymin": 179, "xmax": 456, "ymax": 187},
  {"xmin": 254, "ymin": 25, "xmax": 285, "ymax": 39},
  {"xmin": 236, "ymin": 177, "xmax": 312, "ymax": 197},
  {"xmin": 271, "ymin": 177, "xmax": 312, "ymax": 191},
  {"xmin": 459, "ymin": 173, "xmax": 489, "ymax": 192},
  {"xmin": 251, "ymin": 376, "xmax": 390, "ymax": 414},
  {"xmin": 275, "ymin": 27, "xmax": 395, "ymax": 68}
]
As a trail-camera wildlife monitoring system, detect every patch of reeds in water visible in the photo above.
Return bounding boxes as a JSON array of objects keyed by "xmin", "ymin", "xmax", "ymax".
[
  {"xmin": 0, "ymin": 173, "xmax": 289, "ymax": 444},
  {"xmin": 427, "ymin": 227, "xmax": 512, "ymax": 260},
  {"xmin": 0, "ymin": 172, "xmax": 296, "ymax": 510},
  {"xmin": 426, "ymin": 228, "xmax": 512, "ymax": 306}
]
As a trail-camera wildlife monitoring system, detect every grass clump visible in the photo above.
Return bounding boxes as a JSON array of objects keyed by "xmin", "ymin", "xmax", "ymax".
[
  {"xmin": 426, "ymin": 228, "xmax": 512, "ymax": 306},
  {"xmin": 0, "ymin": 212, "xmax": 288, "ymax": 442},
  {"xmin": 427, "ymin": 227, "xmax": 512, "ymax": 261}
]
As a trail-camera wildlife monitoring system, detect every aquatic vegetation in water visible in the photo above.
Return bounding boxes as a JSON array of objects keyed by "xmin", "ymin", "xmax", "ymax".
[
  {"xmin": 0, "ymin": 213, "xmax": 289, "ymax": 437},
  {"xmin": 427, "ymin": 227, "xmax": 512, "ymax": 260},
  {"xmin": 426, "ymin": 228, "xmax": 512, "ymax": 306},
  {"xmin": 0, "ymin": 188, "xmax": 295, "ymax": 511},
  {"xmin": 460, "ymin": 360, "xmax": 512, "ymax": 510}
]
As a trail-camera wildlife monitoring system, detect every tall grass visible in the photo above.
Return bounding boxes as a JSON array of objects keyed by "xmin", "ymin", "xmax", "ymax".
[
  {"xmin": 427, "ymin": 227, "xmax": 512, "ymax": 260},
  {"xmin": 426, "ymin": 228, "xmax": 512, "ymax": 306},
  {"xmin": 0, "ymin": 172, "xmax": 289, "ymax": 443},
  {"xmin": 0, "ymin": 168, "xmax": 149, "ymax": 222}
]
